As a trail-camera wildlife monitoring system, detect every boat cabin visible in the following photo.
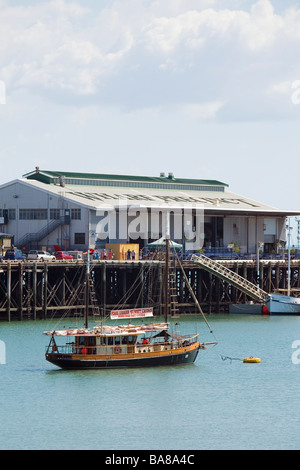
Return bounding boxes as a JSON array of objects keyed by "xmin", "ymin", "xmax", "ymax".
[
  {"xmin": 75, "ymin": 331, "xmax": 138, "ymax": 355},
  {"xmin": 47, "ymin": 323, "xmax": 198, "ymax": 358}
]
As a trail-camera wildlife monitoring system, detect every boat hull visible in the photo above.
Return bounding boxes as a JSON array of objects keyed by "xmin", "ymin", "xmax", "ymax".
[
  {"xmin": 266, "ymin": 294, "xmax": 300, "ymax": 315},
  {"xmin": 46, "ymin": 342, "xmax": 200, "ymax": 370},
  {"xmin": 229, "ymin": 303, "xmax": 264, "ymax": 314},
  {"xmin": 230, "ymin": 294, "xmax": 300, "ymax": 315}
]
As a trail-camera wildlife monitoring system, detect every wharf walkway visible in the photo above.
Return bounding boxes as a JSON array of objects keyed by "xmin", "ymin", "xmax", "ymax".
[{"xmin": 0, "ymin": 258, "xmax": 299, "ymax": 321}]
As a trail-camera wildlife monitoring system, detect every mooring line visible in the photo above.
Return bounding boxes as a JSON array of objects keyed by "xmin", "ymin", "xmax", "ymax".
[{"xmin": 220, "ymin": 355, "xmax": 243, "ymax": 363}]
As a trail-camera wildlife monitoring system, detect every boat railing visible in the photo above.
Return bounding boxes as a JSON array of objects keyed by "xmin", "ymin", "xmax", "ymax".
[
  {"xmin": 46, "ymin": 335, "xmax": 199, "ymax": 355},
  {"xmin": 46, "ymin": 343, "xmax": 76, "ymax": 355}
]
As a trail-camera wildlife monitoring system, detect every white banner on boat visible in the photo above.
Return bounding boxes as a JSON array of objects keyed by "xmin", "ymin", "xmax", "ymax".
[{"xmin": 110, "ymin": 308, "xmax": 153, "ymax": 320}]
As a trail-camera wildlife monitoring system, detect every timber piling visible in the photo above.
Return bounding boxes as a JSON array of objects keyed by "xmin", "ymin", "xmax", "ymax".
[{"xmin": 0, "ymin": 259, "xmax": 299, "ymax": 321}]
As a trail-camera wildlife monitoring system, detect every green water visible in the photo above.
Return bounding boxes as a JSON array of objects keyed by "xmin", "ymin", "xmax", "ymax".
[{"xmin": 0, "ymin": 314, "xmax": 299, "ymax": 450}]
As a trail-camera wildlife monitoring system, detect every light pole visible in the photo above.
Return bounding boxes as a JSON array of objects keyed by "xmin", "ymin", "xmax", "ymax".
[{"xmin": 287, "ymin": 217, "xmax": 292, "ymax": 297}]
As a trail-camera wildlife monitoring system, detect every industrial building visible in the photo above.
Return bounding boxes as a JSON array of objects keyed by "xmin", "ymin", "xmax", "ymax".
[{"xmin": 0, "ymin": 167, "xmax": 298, "ymax": 256}]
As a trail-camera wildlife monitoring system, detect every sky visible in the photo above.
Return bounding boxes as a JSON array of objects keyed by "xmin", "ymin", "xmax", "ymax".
[{"xmin": 1, "ymin": 0, "xmax": 300, "ymax": 227}]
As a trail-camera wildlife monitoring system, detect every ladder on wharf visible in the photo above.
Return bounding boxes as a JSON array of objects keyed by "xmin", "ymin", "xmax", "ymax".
[
  {"xmin": 191, "ymin": 254, "xmax": 269, "ymax": 302},
  {"xmin": 168, "ymin": 263, "xmax": 179, "ymax": 317}
]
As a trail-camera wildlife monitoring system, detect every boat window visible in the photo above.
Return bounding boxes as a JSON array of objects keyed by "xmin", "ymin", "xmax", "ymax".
[
  {"xmin": 114, "ymin": 336, "xmax": 121, "ymax": 345},
  {"xmin": 127, "ymin": 335, "xmax": 135, "ymax": 345},
  {"xmin": 79, "ymin": 337, "xmax": 85, "ymax": 346},
  {"xmin": 122, "ymin": 336, "xmax": 128, "ymax": 344},
  {"xmin": 107, "ymin": 337, "xmax": 113, "ymax": 346},
  {"xmin": 100, "ymin": 337, "xmax": 106, "ymax": 345}
]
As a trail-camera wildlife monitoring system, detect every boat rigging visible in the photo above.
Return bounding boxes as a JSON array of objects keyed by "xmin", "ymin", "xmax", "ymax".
[{"xmin": 44, "ymin": 228, "xmax": 217, "ymax": 369}]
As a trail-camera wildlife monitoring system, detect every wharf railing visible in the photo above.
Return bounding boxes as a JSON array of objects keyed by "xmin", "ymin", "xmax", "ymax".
[{"xmin": 140, "ymin": 248, "xmax": 300, "ymax": 262}]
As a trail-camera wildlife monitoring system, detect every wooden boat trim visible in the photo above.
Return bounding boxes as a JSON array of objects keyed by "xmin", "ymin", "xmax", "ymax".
[{"xmin": 69, "ymin": 341, "xmax": 200, "ymax": 361}]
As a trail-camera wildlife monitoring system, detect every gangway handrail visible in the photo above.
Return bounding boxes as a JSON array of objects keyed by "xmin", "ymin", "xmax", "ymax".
[{"xmin": 191, "ymin": 254, "xmax": 269, "ymax": 302}]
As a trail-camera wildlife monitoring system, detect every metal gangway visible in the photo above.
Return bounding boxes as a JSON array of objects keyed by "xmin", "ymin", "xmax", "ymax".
[{"xmin": 191, "ymin": 254, "xmax": 269, "ymax": 302}]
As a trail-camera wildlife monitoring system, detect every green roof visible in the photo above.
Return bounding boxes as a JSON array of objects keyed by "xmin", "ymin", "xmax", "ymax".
[{"xmin": 23, "ymin": 169, "xmax": 228, "ymax": 187}]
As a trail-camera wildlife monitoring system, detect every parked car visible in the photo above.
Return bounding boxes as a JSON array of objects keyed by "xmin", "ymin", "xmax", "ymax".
[
  {"xmin": 68, "ymin": 250, "xmax": 83, "ymax": 260},
  {"xmin": 4, "ymin": 248, "xmax": 26, "ymax": 260},
  {"xmin": 54, "ymin": 251, "xmax": 73, "ymax": 260},
  {"xmin": 27, "ymin": 250, "xmax": 56, "ymax": 261}
]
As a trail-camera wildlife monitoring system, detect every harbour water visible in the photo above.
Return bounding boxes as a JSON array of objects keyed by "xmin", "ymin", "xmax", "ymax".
[{"xmin": 0, "ymin": 314, "xmax": 300, "ymax": 450}]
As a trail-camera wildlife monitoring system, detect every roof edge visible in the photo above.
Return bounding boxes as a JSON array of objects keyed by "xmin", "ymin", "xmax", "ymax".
[{"xmin": 22, "ymin": 168, "xmax": 229, "ymax": 187}]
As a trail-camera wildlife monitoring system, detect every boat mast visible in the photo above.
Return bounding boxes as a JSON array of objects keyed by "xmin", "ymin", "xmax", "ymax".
[
  {"xmin": 164, "ymin": 211, "xmax": 170, "ymax": 323},
  {"xmin": 85, "ymin": 247, "xmax": 90, "ymax": 329}
]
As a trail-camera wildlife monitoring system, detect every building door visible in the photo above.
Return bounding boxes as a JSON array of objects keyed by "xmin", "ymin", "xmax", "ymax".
[{"xmin": 204, "ymin": 217, "xmax": 223, "ymax": 248}]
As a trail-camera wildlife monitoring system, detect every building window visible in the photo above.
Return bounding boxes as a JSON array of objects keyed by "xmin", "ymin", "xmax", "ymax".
[
  {"xmin": 8, "ymin": 209, "xmax": 16, "ymax": 220},
  {"xmin": 71, "ymin": 209, "xmax": 81, "ymax": 220},
  {"xmin": 74, "ymin": 233, "xmax": 85, "ymax": 244},
  {"xmin": 0, "ymin": 209, "xmax": 15, "ymax": 220},
  {"xmin": 19, "ymin": 209, "xmax": 48, "ymax": 220},
  {"xmin": 50, "ymin": 209, "xmax": 60, "ymax": 219}
]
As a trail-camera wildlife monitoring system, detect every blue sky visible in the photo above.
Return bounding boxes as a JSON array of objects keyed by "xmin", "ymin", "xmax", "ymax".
[{"xmin": 1, "ymin": 0, "xmax": 300, "ymax": 228}]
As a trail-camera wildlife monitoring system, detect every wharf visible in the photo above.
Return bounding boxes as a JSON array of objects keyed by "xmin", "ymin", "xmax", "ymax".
[{"xmin": 0, "ymin": 258, "xmax": 299, "ymax": 321}]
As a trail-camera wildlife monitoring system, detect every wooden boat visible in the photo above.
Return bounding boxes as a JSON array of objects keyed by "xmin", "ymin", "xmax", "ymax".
[
  {"xmin": 44, "ymin": 317, "xmax": 205, "ymax": 369},
  {"xmin": 44, "ymin": 237, "xmax": 217, "ymax": 369}
]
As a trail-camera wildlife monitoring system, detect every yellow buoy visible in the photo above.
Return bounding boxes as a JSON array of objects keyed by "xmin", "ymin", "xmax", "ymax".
[{"xmin": 243, "ymin": 357, "xmax": 261, "ymax": 363}]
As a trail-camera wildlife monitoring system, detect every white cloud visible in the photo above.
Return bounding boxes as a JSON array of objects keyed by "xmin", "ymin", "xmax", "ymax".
[
  {"xmin": 0, "ymin": 0, "xmax": 300, "ymax": 120},
  {"xmin": 267, "ymin": 80, "xmax": 292, "ymax": 95},
  {"xmin": 240, "ymin": 0, "xmax": 283, "ymax": 50},
  {"xmin": 181, "ymin": 101, "xmax": 225, "ymax": 119},
  {"xmin": 0, "ymin": 0, "xmax": 138, "ymax": 96},
  {"xmin": 144, "ymin": 0, "xmax": 287, "ymax": 55}
]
